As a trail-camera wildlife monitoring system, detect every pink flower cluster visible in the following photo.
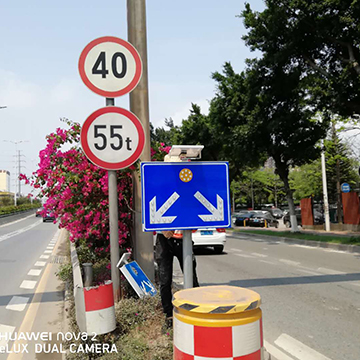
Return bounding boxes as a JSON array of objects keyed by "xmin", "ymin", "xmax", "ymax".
[
  {"xmin": 23, "ymin": 121, "xmax": 132, "ymax": 255},
  {"xmin": 21, "ymin": 120, "xmax": 170, "ymax": 260}
]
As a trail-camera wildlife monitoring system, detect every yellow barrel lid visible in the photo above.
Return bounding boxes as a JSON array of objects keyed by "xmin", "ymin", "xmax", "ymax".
[{"xmin": 173, "ymin": 285, "xmax": 261, "ymax": 314}]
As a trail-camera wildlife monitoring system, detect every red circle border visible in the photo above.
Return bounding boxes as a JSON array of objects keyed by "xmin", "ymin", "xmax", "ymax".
[
  {"xmin": 80, "ymin": 107, "xmax": 145, "ymax": 170},
  {"xmin": 78, "ymin": 36, "xmax": 142, "ymax": 98}
]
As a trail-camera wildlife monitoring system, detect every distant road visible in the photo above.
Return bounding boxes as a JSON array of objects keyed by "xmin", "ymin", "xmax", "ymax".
[{"xmin": 195, "ymin": 232, "xmax": 360, "ymax": 360}]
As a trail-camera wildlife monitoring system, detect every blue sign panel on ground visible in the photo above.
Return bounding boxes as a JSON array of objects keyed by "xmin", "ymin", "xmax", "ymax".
[
  {"xmin": 341, "ymin": 183, "xmax": 350, "ymax": 193},
  {"xmin": 141, "ymin": 162, "xmax": 231, "ymax": 231}
]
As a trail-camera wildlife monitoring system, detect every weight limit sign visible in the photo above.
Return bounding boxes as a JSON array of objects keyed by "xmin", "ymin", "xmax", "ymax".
[
  {"xmin": 79, "ymin": 36, "xmax": 142, "ymax": 98},
  {"xmin": 81, "ymin": 107, "xmax": 145, "ymax": 170}
]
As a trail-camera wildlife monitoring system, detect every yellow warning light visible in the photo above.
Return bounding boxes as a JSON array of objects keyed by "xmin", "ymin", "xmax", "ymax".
[{"xmin": 179, "ymin": 168, "xmax": 193, "ymax": 183}]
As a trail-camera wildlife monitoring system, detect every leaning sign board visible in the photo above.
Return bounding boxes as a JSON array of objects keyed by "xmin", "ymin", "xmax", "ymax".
[{"xmin": 141, "ymin": 162, "xmax": 231, "ymax": 231}]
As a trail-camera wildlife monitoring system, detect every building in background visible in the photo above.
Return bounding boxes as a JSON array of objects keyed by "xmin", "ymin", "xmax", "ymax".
[{"xmin": 0, "ymin": 170, "xmax": 10, "ymax": 192}]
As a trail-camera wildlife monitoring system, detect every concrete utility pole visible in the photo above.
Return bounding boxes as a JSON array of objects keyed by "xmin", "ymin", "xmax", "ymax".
[
  {"xmin": 127, "ymin": 0, "xmax": 154, "ymax": 280},
  {"xmin": 321, "ymin": 150, "xmax": 331, "ymax": 231}
]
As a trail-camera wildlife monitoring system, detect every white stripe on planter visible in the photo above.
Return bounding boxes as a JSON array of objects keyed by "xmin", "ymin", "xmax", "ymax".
[
  {"xmin": 20, "ymin": 280, "xmax": 37, "ymax": 290},
  {"xmin": 28, "ymin": 269, "xmax": 42, "ymax": 276},
  {"xmin": 34, "ymin": 261, "xmax": 46, "ymax": 267},
  {"xmin": 6, "ymin": 296, "xmax": 30, "ymax": 312}
]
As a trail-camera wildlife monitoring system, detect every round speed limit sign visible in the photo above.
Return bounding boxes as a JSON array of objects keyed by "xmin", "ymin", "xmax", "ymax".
[
  {"xmin": 79, "ymin": 36, "xmax": 142, "ymax": 98},
  {"xmin": 81, "ymin": 107, "xmax": 145, "ymax": 170}
]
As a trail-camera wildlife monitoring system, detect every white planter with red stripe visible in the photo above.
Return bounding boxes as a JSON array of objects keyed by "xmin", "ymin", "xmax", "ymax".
[
  {"xmin": 71, "ymin": 242, "xmax": 116, "ymax": 335},
  {"xmin": 84, "ymin": 281, "xmax": 116, "ymax": 335},
  {"xmin": 173, "ymin": 285, "xmax": 264, "ymax": 360}
]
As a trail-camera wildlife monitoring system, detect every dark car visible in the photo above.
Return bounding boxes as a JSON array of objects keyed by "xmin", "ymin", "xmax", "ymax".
[
  {"xmin": 261, "ymin": 208, "xmax": 283, "ymax": 219},
  {"xmin": 234, "ymin": 212, "xmax": 255, "ymax": 226},
  {"xmin": 283, "ymin": 209, "xmax": 324, "ymax": 227},
  {"xmin": 43, "ymin": 212, "xmax": 55, "ymax": 223},
  {"xmin": 248, "ymin": 213, "xmax": 279, "ymax": 228}
]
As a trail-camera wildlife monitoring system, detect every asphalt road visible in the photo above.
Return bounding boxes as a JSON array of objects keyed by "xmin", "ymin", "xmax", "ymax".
[
  {"xmin": 194, "ymin": 232, "xmax": 360, "ymax": 360},
  {"xmin": 0, "ymin": 214, "xmax": 59, "ymax": 359}
]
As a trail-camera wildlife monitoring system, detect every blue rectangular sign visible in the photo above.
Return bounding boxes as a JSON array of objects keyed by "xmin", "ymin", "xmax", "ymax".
[{"xmin": 141, "ymin": 162, "xmax": 231, "ymax": 231}]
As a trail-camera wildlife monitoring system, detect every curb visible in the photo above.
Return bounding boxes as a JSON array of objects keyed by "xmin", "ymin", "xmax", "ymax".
[{"xmin": 228, "ymin": 230, "xmax": 360, "ymax": 254}]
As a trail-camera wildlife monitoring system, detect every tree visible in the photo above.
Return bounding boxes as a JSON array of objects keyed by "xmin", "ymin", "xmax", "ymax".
[
  {"xmin": 242, "ymin": 1, "xmax": 360, "ymax": 119},
  {"xmin": 210, "ymin": 61, "xmax": 328, "ymax": 231}
]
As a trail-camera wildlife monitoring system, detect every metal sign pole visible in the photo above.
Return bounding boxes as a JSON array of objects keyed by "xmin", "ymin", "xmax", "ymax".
[
  {"xmin": 183, "ymin": 229, "xmax": 193, "ymax": 289},
  {"xmin": 106, "ymin": 97, "xmax": 121, "ymax": 302}
]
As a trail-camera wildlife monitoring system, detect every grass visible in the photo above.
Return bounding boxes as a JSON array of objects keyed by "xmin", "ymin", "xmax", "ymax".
[{"xmin": 232, "ymin": 228, "xmax": 360, "ymax": 246}]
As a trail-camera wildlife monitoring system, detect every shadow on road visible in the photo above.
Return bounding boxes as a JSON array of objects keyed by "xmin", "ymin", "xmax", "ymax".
[{"xmin": 201, "ymin": 272, "xmax": 360, "ymax": 288}]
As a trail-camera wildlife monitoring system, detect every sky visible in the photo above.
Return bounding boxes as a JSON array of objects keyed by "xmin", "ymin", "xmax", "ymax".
[{"xmin": 0, "ymin": 0, "xmax": 265, "ymax": 195}]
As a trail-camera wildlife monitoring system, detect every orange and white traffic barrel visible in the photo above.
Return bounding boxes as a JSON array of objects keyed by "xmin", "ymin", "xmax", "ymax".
[{"xmin": 172, "ymin": 285, "xmax": 264, "ymax": 359}]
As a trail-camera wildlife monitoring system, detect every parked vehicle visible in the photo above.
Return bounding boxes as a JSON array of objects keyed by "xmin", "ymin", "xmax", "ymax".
[
  {"xmin": 283, "ymin": 209, "xmax": 324, "ymax": 227},
  {"xmin": 191, "ymin": 228, "xmax": 226, "ymax": 254},
  {"xmin": 234, "ymin": 212, "xmax": 255, "ymax": 226},
  {"xmin": 270, "ymin": 208, "xmax": 284, "ymax": 219},
  {"xmin": 248, "ymin": 213, "xmax": 279, "ymax": 228}
]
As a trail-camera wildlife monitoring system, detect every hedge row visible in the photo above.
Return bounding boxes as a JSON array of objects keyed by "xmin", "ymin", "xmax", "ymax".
[{"xmin": 0, "ymin": 204, "xmax": 40, "ymax": 216}]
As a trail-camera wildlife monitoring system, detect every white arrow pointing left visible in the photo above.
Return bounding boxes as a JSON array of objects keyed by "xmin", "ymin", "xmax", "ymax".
[
  {"xmin": 150, "ymin": 192, "xmax": 180, "ymax": 224},
  {"xmin": 194, "ymin": 191, "xmax": 224, "ymax": 222}
]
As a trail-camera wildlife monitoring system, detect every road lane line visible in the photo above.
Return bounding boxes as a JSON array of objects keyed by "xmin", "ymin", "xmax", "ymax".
[
  {"xmin": 317, "ymin": 268, "xmax": 346, "ymax": 275},
  {"xmin": 279, "ymin": 259, "xmax": 300, "ymax": 266},
  {"xmin": 298, "ymin": 269, "xmax": 322, "ymax": 276},
  {"xmin": 0, "ymin": 220, "xmax": 42, "ymax": 243},
  {"xmin": 264, "ymin": 340, "xmax": 294, "ymax": 360},
  {"xmin": 234, "ymin": 253, "xmax": 255, "ymax": 258},
  {"xmin": 27, "ymin": 269, "xmax": 42, "ymax": 276},
  {"xmin": 7, "ymin": 229, "xmax": 64, "ymax": 360},
  {"xmin": 34, "ymin": 261, "xmax": 46, "ymax": 267},
  {"xmin": 229, "ymin": 248, "xmax": 243, "ymax": 252},
  {"xmin": 40, "ymin": 255, "xmax": 50, "ymax": 259},
  {"xmin": 251, "ymin": 252, "xmax": 268, "ymax": 258},
  {"xmin": 0, "ymin": 214, "xmax": 35, "ymax": 228},
  {"xmin": 259, "ymin": 260, "xmax": 276, "ymax": 265},
  {"xmin": 0, "ymin": 324, "xmax": 16, "ymax": 348},
  {"xmin": 6, "ymin": 296, "xmax": 30, "ymax": 312},
  {"xmin": 275, "ymin": 333, "xmax": 333, "ymax": 360},
  {"xmin": 20, "ymin": 280, "xmax": 37, "ymax": 290}
]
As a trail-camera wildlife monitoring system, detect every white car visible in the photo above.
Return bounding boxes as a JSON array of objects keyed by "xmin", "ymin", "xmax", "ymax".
[{"xmin": 192, "ymin": 228, "xmax": 226, "ymax": 254}]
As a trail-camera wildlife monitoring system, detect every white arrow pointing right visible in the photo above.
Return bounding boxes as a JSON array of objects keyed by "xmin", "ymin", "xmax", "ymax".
[{"xmin": 194, "ymin": 191, "xmax": 224, "ymax": 222}]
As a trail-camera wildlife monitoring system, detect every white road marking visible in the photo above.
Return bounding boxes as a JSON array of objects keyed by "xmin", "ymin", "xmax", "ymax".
[
  {"xmin": 44, "ymin": 250, "xmax": 52, "ymax": 254},
  {"xmin": 298, "ymin": 269, "xmax": 322, "ymax": 276},
  {"xmin": 234, "ymin": 253, "xmax": 255, "ymax": 258},
  {"xmin": 40, "ymin": 255, "xmax": 50, "ymax": 259},
  {"xmin": 20, "ymin": 280, "xmax": 37, "ymax": 290},
  {"xmin": 279, "ymin": 259, "xmax": 300, "ymax": 266},
  {"xmin": 317, "ymin": 268, "xmax": 346, "ymax": 275},
  {"xmin": 259, "ymin": 260, "xmax": 276, "ymax": 265},
  {"xmin": 229, "ymin": 248, "xmax": 243, "ymax": 252},
  {"xmin": 27, "ymin": 269, "xmax": 42, "ymax": 276},
  {"xmin": 264, "ymin": 340, "xmax": 294, "ymax": 360},
  {"xmin": 251, "ymin": 252, "xmax": 268, "ymax": 258},
  {"xmin": 34, "ymin": 261, "xmax": 46, "ymax": 267},
  {"xmin": 0, "ymin": 213, "xmax": 35, "ymax": 228},
  {"xmin": 47, "ymin": 246, "xmax": 54, "ymax": 249},
  {"xmin": 0, "ymin": 324, "xmax": 16, "ymax": 347},
  {"xmin": 0, "ymin": 220, "xmax": 42, "ymax": 243},
  {"xmin": 6, "ymin": 296, "xmax": 30, "ymax": 312},
  {"xmin": 275, "ymin": 333, "xmax": 333, "ymax": 360}
]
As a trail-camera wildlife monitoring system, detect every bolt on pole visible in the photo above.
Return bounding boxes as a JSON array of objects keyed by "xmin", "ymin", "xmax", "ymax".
[
  {"xmin": 106, "ymin": 97, "xmax": 121, "ymax": 302},
  {"xmin": 127, "ymin": 0, "xmax": 154, "ymax": 281}
]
